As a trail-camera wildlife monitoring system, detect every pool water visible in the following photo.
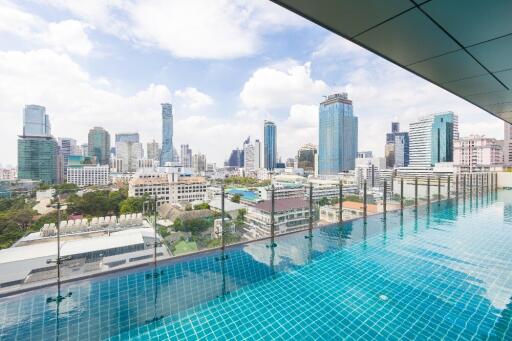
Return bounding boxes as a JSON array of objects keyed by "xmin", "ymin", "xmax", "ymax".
[{"xmin": 1, "ymin": 191, "xmax": 512, "ymax": 340}]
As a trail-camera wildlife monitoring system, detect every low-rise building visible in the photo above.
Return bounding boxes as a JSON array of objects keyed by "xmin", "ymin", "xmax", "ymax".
[
  {"xmin": 319, "ymin": 201, "xmax": 379, "ymax": 223},
  {"xmin": 67, "ymin": 164, "xmax": 110, "ymax": 187},
  {"xmin": 454, "ymin": 135, "xmax": 503, "ymax": 173},
  {"xmin": 245, "ymin": 197, "xmax": 310, "ymax": 239}
]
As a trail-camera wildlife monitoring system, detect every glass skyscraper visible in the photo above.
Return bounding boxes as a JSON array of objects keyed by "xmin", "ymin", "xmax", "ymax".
[
  {"xmin": 160, "ymin": 103, "xmax": 173, "ymax": 166},
  {"xmin": 385, "ymin": 122, "xmax": 409, "ymax": 168},
  {"xmin": 88, "ymin": 127, "xmax": 111, "ymax": 165},
  {"xmin": 115, "ymin": 133, "xmax": 139, "ymax": 143},
  {"xmin": 18, "ymin": 105, "xmax": 57, "ymax": 184},
  {"xmin": 23, "ymin": 104, "xmax": 51, "ymax": 137},
  {"xmin": 264, "ymin": 120, "xmax": 277, "ymax": 170},
  {"xmin": 409, "ymin": 112, "xmax": 458, "ymax": 167},
  {"xmin": 318, "ymin": 93, "xmax": 358, "ymax": 175}
]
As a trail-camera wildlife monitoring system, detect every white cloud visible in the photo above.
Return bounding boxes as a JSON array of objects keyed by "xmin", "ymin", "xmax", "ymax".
[
  {"xmin": 240, "ymin": 61, "xmax": 329, "ymax": 109},
  {"xmin": 174, "ymin": 87, "xmax": 213, "ymax": 109},
  {"xmin": 44, "ymin": 20, "xmax": 92, "ymax": 56},
  {"xmin": 39, "ymin": 0, "xmax": 306, "ymax": 60},
  {"xmin": 0, "ymin": 1, "xmax": 93, "ymax": 55}
]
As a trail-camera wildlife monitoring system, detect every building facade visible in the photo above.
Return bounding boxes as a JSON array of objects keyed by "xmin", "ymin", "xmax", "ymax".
[
  {"xmin": 115, "ymin": 133, "xmax": 139, "ymax": 143},
  {"xmin": 454, "ymin": 135, "xmax": 503, "ymax": 172},
  {"xmin": 243, "ymin": 137, "xmax": 256, "ymax": 171},
  {"xmin": 297, "ymin": 144, "xmax": 317, "ymax": 174},
  {"xmin": 160, "ymin": 103, "xmax": 173, "ymax": 165},
  {"xmin": 180, "ymin": 144, "xmax": 192, "ymax": 168},
  {"xmin": 23, "ymin": 105, "xmax": 51, "ymax": 137},
  {"xmin": 18, "ymin": 137, "xmax": 58, "ymax": 184},
  {"xmin": 385, "ymin": 122, "xmax": 409, "ymax": 168},
  {"xmin": 147, "ymin": 140, "xmax": 160, "ymax": 161},
  {"xmin": 504, "ymin": 122, "xmax": 512, "ymax": 168},
  {"xmin": 67, "ymin": 165, "xmax": 110, "ymax": 187},
  {"xmin": 192, "ymin": 153, "xmax": 206, "ymax": 173},
  {"xmin": 409, "ymin": 112, "xmax": 458, "ymax": 168},
  {"xmin": 264, "ymin": 121, "xmax": 277, "ymax": 170},
  {"xmin": 115, "ymin": 141, "xmax": 143, "ymax": 173},
  {"xmin": 318, "ymin": 93, "xmax": 358, "ymax": 175},
  {"xmin": 88, "ymin": 127, "xmax": 110, "ymax": 165},
  {"xmin": 58, "ymin": 138, "xmax": 77, "ymax": 180}
]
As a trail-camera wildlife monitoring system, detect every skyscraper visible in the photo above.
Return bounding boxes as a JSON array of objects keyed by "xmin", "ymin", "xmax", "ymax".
[
  {"xmin": 385, "ymin": 122, "xmax": 409, "ymax": 168},
  {"xmin": 318, "ymin": 93, "xmax": 358, "ymax": 175},
  {"xmin": 23, "ymin": 105, "xmax": 51, "ymax": 137},
  {"xmin": 147, "ymin": 140, "xmax": 160, "ymax": 161},
  {"xmin": 88, "ymin": 127, "xmax": 110, "ymax": 165},
  {"xmin": 58, "ymin": 138, "xmax": 77, "ymax": 179},
  {"xmin": 254, "ymin": 139, "xmax": 261, "ymax": 169},
  {"xmin": 192, "ymin": 153, "xmax": 206, "ymax": 173},
  {"xmin": 160, "ymin": 103, "xmax": 173, "ymax": 165},
  {"xmin": 297, "ymin": 143, "xmax": 317, "ymax": 174},
  {"xmin": 264, "ymin": 121, "xmax": 277, "ymax": 170},
  {"xmin": 180, "ymin": 144, "xmax": 192, "ymax": 168},
  {"xmin": 115, "ymin": 140, "xmax": 143, "ymax": 172},
  {"xmin": 409, "ymin": 112, "xmax": 458, "ymax": 167},
  {"xmin": 243, "ymin": 137, "xmax": 255, "ymax": 171},
  {"xmin": 18, "ymin": 105, "xmax": 57, "ymax": 184},
  {"xmin": 227, "ymin": 149, "xmax": 244, "ymax": 167}
]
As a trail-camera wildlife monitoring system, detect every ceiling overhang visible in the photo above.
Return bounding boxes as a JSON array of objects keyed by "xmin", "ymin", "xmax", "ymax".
[{"xmin": 271, "ymin": 0, "xmax": 512, "ymax": 123}]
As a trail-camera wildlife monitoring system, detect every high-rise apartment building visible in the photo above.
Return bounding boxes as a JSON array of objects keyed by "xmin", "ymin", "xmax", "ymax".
[
  {"xmin": 454, "ymin": 135, "xmax": 503, "ymax": 172},
  {"xmin": 192, "ymin": 153, "xmax": 206, "ymax": 173},
  {"xmin": 58, "ymin": 138, "xmax": 77, "ymax": 179},
  {"xmin": 409, "ymin": 112, "xmax": 458, "ymax": 168},
  {"xmin": 254, "ymin": 139, "xmax": 261, "ymax": 169},
  {"xmin": 384, "ymin": 122, "xmax": 409, "ymax": 168},
  {"xmin": 88, "ymin": 127, "xmax": 110, "ymax": 165},
  {"xmin": 318, "ymin": 93, "xmax": 358, "ymax": 175},
  {"xmin": 18, "ymin": 106, "xmax": 57, "ymax": 184},
  {"xmin": 180, "ymin": 144, "xmax": 192, "ymax": 168},
  {"xmin": 264, "ymin": 121, "xmax": 277, "ymax": 170},
  {"xmin": 23, "ymin": 105, "xmax": 51, "ymax": 137},
  {"xmin": 227, "ymin": 148, "xmax": 244, "ymax": 167},
  {"xmin": 147, "ymin": 140, "xmax": 160, "ymax": 161},
  {"xmin": 297, "ymin": 144, "xmax": 317, "ymax": 174},
  {"xmin": 504, "ymin": 122, "xmax": 512, "ymax": 168},
  {"xmin": 160, "ymin": 103, "xmax": 173, "ymax": 165},
  {"xmin": 243, "ymin": 137, "xmax": 256, "ymax": 171}
]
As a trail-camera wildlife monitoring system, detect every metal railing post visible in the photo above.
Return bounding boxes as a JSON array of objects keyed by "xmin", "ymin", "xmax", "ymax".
[
  {"xmin": 437, "ymin": 176, "xmax": 441, "ymax": 204},
  {"xmin": 363, "ymin": 180, "xmax": 367, "ymax": 223},
  {"xmin": 414, "ymin": 177, "xmax": 418, "ymax": 208},
  {"xmin": 308, "ymin": 183, "xmax": 313, "ymax": 232},
  {"xmin": 268, "ymin": 185, "xmax": 276, "ymax": 248},
  {"xmin": 400, "ymin": 177, "xmax": 404, "ymax": 212},
  {"xmin": 383, "ymin": 179, "xmax": 387, "ymax": 218},
  {"xmin": 221, "ymin": 186, "xmax": 225, "ymax": 252},
  {"xmin": 427, "ymin": 177, "xmax": 431, "ymax": 209},
  {"xmin": 463, "ymin": 174, "xmax": 466, "ymax": 198},
  {"xmin": 455, "ymin": 174, "xmax": 459, "ymax": 199},
  {"xmin": 447, "ymin": 176, "xmax": 451, "ymax": 199},
  {"xmin": 470, "ymin": 173, "xmax": 473, "ymax": 199},
  {"xmin": 495, "ymin": 172, "xmax": 498, "ymax": 193},
  {"xmin": 339, "ymin": 180, "xmax": 343, "ymax": 224}
]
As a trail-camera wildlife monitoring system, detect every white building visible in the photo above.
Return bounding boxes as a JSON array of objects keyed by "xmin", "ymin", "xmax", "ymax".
[
  {"xmin": 67, "ymin": 165, "xmax": 110, "ymax": 187},
  {"xmin": 244, "ymin": 197, "xmax": 310, "ymax": 239},
  {"xmin": 244, "ymin": 140, "xmax": 256, "ymax": 171},
  {"xmin": 454, "ymin": 135, "xmax": 503, "ymax": 172},
  {"xmin": 504, "ymin": 122, "xmax": 512, "ymax": 168},
  {"xmin": 129, "ymin": 171, "xmax": 207, "ymax": 206},
  {"xmin": 147, "ymin": 140, "xmax": 160, "ymax": 161},
  {"xmin": 259, "ymin": 184, "xmax": 304, "ymax": 200},
  {"xmin": 0, "ymin": 168, "xmax": 17, "ymax": 180},
  {"xmin": 254, "ymin": 139, "xmax": 262, "ymax": 169},
  {"xmin": 180, "ymin": 144, "xmax": 192, "ymax": 168},
  {"xmin": 355, "ymin": 155, "xmax": 386, "ymax": 189},
  {"xmin": 192, "ymin": 153, "xmax": 206, "ymax": 174}
]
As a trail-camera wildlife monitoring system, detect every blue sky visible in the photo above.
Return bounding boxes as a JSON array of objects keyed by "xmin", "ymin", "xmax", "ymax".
[{"xmin": 0, "ymin": 0, "xmax": 503, "ymax": 167}]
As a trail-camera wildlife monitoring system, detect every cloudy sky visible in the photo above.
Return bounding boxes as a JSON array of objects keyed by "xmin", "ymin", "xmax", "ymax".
[{"xmin": 0, "ymin": 0, "xmax": 504, "ymax": 167}]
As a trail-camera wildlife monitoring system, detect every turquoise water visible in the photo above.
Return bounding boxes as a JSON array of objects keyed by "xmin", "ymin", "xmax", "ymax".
[{"xmin": 1, "ymin": 191, "xmax": 511, "ymax": 340}]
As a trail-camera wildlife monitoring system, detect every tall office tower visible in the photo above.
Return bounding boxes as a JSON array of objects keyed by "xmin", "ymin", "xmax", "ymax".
[
  {"xmin": 88, "ymin": 127, "xmax": 110, "ymax": 165},
  {"xmin": 18, "ymin": 106, "xmax": 58, "ymax": 184},
  {"xmin": 115, "ymin": 133, "xmax": 139, "ymax": 143},
  {"xmin": 58, "ymin": 138, "xmax": 77, "ymax": 180},
  {"xmin": 384, "ymin": 122, "xmax": 409, "ymax": 168},
  {"xmin": 227, "ymin": 148, "xmax": 244, "ymax": 167},
  {"xmin": 147, "ymin": 140, "xmax": 160, "ymax": 160},
  {"xmin": 243, "ymin": 137, "xmax": 255, "ymax": 171},
  {"xmin": 160, "ymin": 103, "xmax": 173, "ymax": 165},
  {"xmin": 504, "ymin": 122, "xmax": 512, "ymax": 167},
  {"xmin": 192, "ymin": 153, "xmax": 206, "ymax": 173},
  {"xmin": 264, "ymin": 120, "xmax": 277, "ymax": 170},
  {"xmin": 409, "ymin": 112, "xmax": 458, "ymax": 167},
  {"xmin": 115, "ymin": 141, "xmax": 143, "ymax": 173},
  {"xmin": 180, "ymin": 144, "xmax": 193, "ymax": 168},
  {"xmin": 318, "ymin": 93, "xmax": 358, "ymax": 175},
  {"xmin": 80, "ymin": 143, "xmax": 89, "ymax": 157},
  {"xmin": 254, "ymin": 139, "xmax": 261, "ymax": 169},
  {"xmin": 23, "ymin": 104, "xmax": 51, "ymax": 137},
  {"xmin": 297, "ymin": 143, "xmax": 317, "ymax": 174}
]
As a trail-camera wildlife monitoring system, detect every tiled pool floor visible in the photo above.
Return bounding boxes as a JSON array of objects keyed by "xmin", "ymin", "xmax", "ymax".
[{"xmin": 1, "ymin": 192, "xmax": 512, "ymax": 340}]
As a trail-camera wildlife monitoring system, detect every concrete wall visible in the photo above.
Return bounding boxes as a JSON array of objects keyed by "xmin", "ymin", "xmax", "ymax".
[{"xmin": 497, "ymin": 172, "xmax": 512, "ymax": 188}]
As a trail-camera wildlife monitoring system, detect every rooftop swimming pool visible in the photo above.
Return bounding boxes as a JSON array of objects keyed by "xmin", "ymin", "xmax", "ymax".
[{"xmin": 1, "ymin": 191, "xmax": 511, "ymax": 340}]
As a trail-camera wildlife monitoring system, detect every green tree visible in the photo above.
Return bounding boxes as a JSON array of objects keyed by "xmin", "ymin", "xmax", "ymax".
[
  {"xmin": 234, "ymin": 208, "xmax": 246, "ymax": 229},
  {"xmin": 119, "ymin": 197, "xmax": 145, "ymax": 214},
  {"xmin": 193, "ymin": 202, "xmax": 210, "ymax": 210},
  {"xmin": 231, "ymin": 194, "xmax": 241, "ymax": 203},
  {"xmin": 318, "ymin": 197, "xmax": 330, "ymax": 206}
]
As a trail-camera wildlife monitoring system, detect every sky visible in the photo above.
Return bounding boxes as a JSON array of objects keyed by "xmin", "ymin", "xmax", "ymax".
[{"xmin": 0, "ymin": 0, "xmax": 504, "ymax": 168}]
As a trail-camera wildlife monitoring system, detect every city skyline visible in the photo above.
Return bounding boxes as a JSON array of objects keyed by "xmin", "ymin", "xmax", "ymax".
[{"xmin": 0, "ymin": 0, "xmax": 505, "ymax": 167}]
